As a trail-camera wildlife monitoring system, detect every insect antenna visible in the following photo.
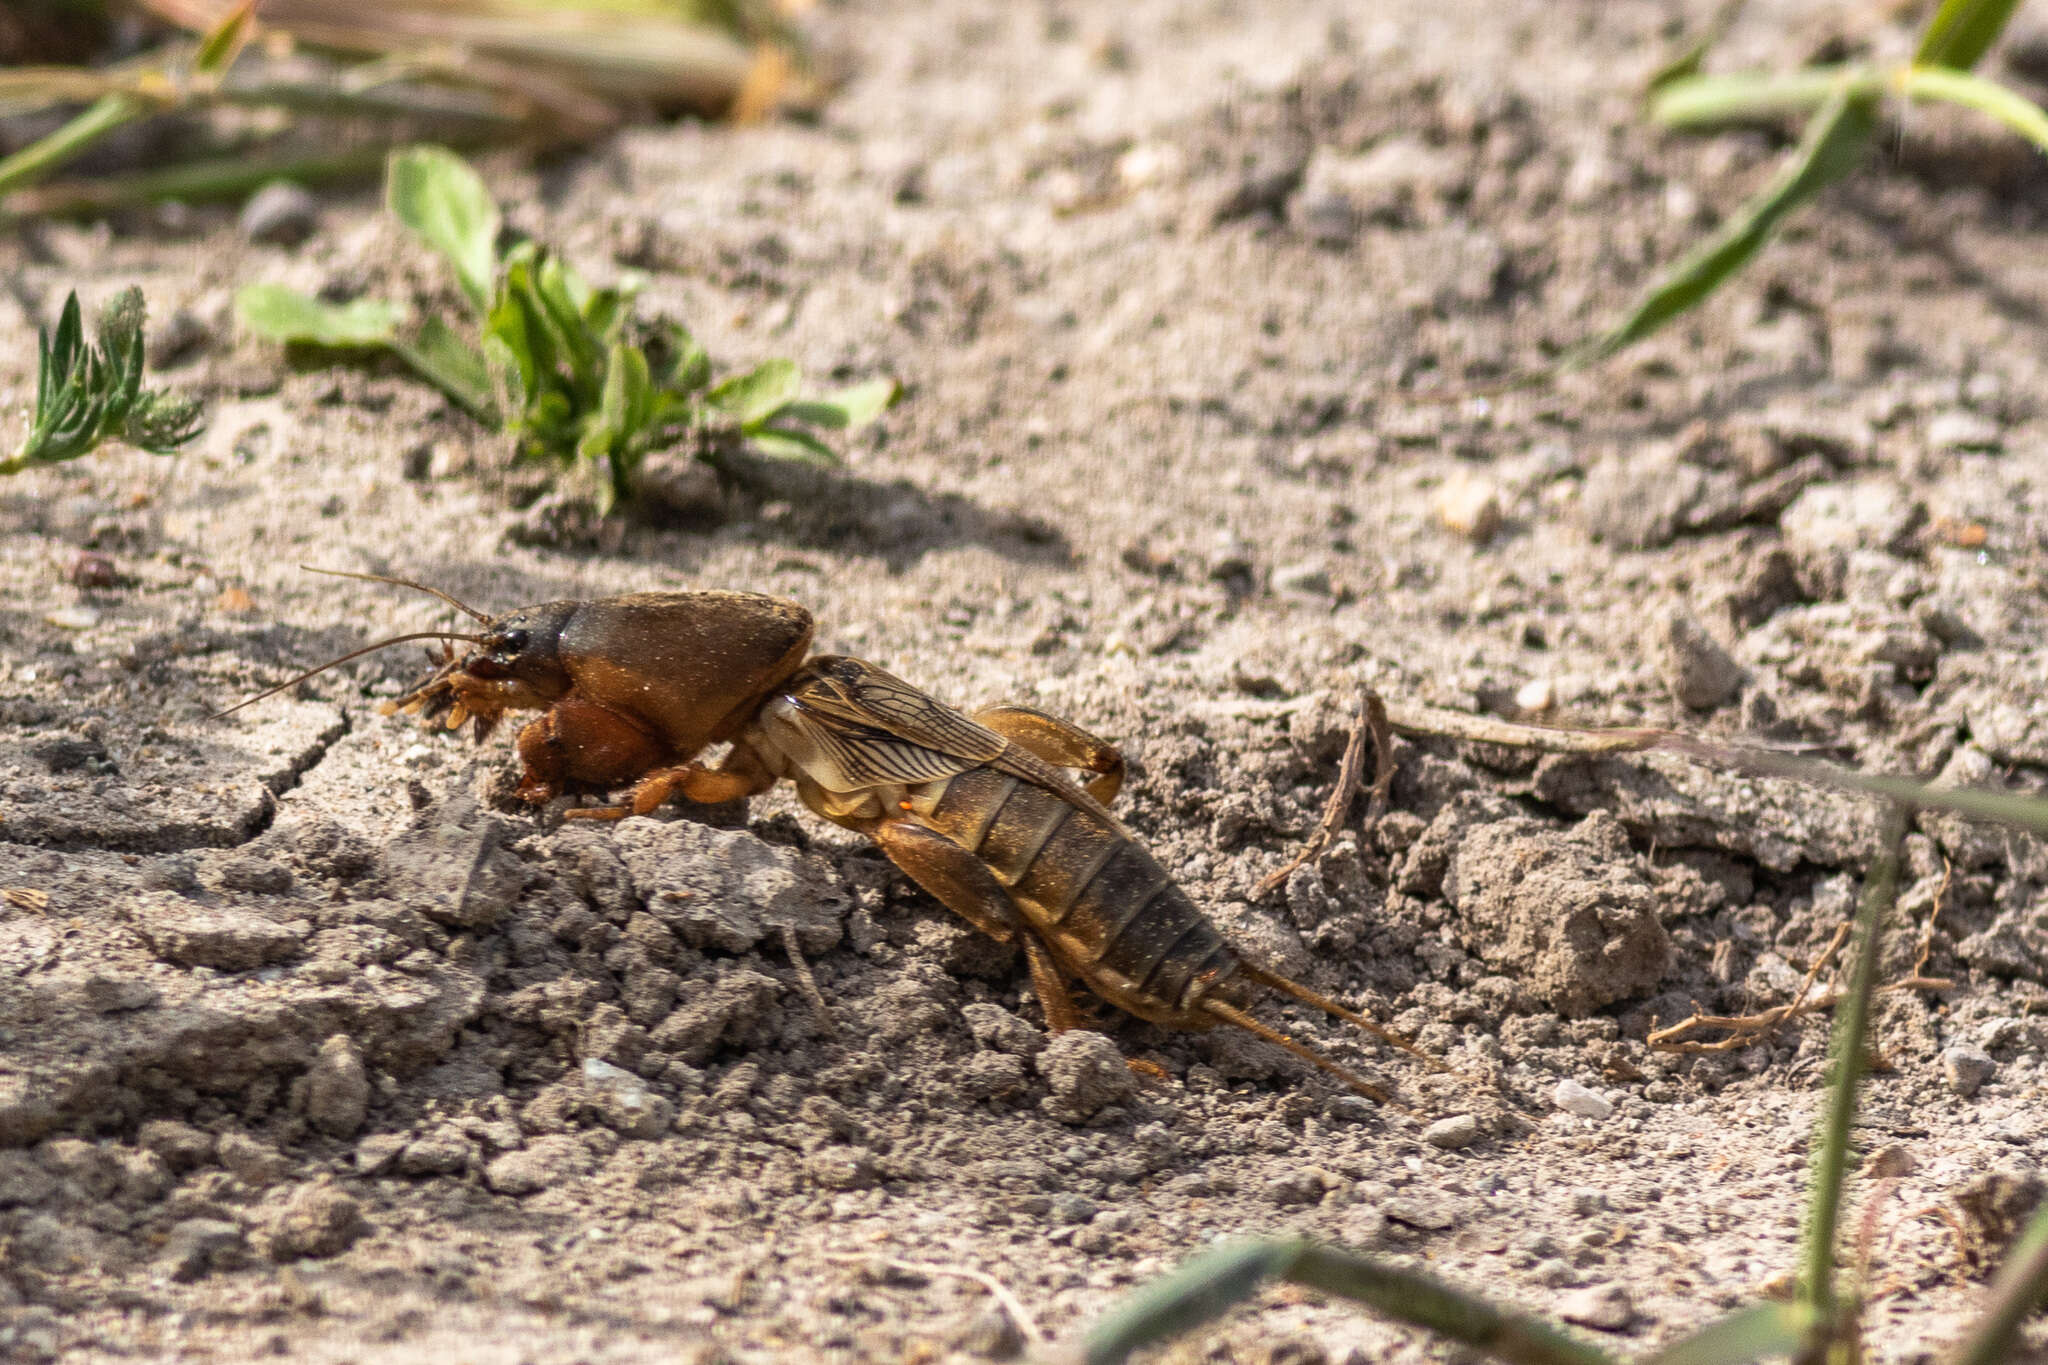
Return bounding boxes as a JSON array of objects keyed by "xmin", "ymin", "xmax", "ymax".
[
  {"xmin": 1237, "ymin": 962, "xmax": 1450, "ymax": 1073},
  {"xmin": 210, "ymin": 631, "xmax": 485, "ymax": 720},
  {"xmin": 1199, "ymin": 997, "xmax": 1398, "ymax": 1107},
  {"xmin": 299, "ymin": 565, "xmax": 492, "ymax": 624}
]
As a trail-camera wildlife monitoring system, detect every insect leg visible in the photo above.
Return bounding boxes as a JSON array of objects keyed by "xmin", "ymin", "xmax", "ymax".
[
  {"xmin": 515, "ymin": 696, "xmax": 667, "ymax": 807},
  {"xmin": 1019, "ymin": 932, "xmax": 1091, "ymax": 1033},
  {"xmin": 868, "ymin": 818, "xmax": 1021, "ymax": 944},
  {"xmin": 1200, "ymin": 997, "xmax": 1396, "ymax": 1106},
  {"xmin": 627, "ymin": 741, "xmax": 779, "ymax": 816},
  {"xmin": 1236, "ymin": 962, "xmax": 1445, "ymax": 1072},
  {"xmin": 971, "ymin": 704, "xmax": 1125, "ymax": 805}
]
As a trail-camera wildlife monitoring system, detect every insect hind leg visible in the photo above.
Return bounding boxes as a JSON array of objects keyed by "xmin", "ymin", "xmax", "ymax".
[
  {"xmin": 972, "ymin": 704, "xmax": 1125, "ymax": 805},
  {"xmin": 1236, "ymin": 962, "xmax": 1446, "ymax": 1073},
  {"xmin": 869, "ymin": 817, "xmax": 1021, "ymax": 945},
  {"xmin": 1200, "ymin": 997, "xmax": 1397, "ymax": 1107}
]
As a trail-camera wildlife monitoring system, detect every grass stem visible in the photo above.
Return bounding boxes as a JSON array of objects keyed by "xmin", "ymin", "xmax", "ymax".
[
  {"xmin": 1795, "ymin": 805, "xmax": 1907, "ymax": 1339},
  {"xmin": 0, "ymin": 91, "xmax": 144, "ymax": 198}
]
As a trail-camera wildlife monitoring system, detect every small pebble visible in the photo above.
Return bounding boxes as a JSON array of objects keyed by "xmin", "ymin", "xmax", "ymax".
[
  {"xmin": 1271, "ymin": 558, "xmax": 1332, "ymax": 597},
  {"xmin": 1656, "ymin": 610, "xmax": 1743, "ymax": 711},
  {"xmin": 260, "ymin": 1183, "xmax": 367, "ymax": 1261},
  {"xmin": 1423, "ymin": 1113, "xmax": 1482, "ymax": 1150},
  {"xmin": 582, "ymin": 1057, "xmax": 675, "ymax": 1139},
  {"xmin": 1211, "ymin": 136, "xmax": 1311, "ymax": 223},
  {"xmin": 1553, "ymin": 1079, "xmax": 1614, "ymax": 1120},
  {"xmin": 1436, "ymin": 470, "xmax": 1502, "ymax": 542},
  {"xmin": 955, "ymin": 1303, "xmax": 1025, "ymax": 1360},
  {"xmin": 68, "ymin": 552, "xmax": 117, "ymax": 589},
  {"xmin": 1036, "ymin": 1031, "xmax": 1134, "ymax": 1121},
  {"xmin": 1383, "ymin": 1198, "xmax": 1454, "ymax": 1231},
  {"xmin": 238, "ymin": 181, "xmax": 321, "ymax": 246},
  {"xmin": 158, "ymin": 1219, "xmax": 245, "ymax": 1282},
  {"xmin": 44, "ymin": 606, "xmax": 100, "ymax": 630},
  {"xmin": 1941, "ymin": 1045, "xmax": 1996, "ymax": 1098},
  {"xmin": 1558, "ymin": 1283, "xmax": 1633, "ymax": 1331},
  {"xmin": 1513, "ymin": 678, "xmax": 1554, "ymax": 713},
  {"xmin": 1117, "ymin": 141, "xmax": 1185, "ymax": 190},
  {"xmin": 1051, "ymin": 1193, "xmax": 1099, "ymax": 1225},
  {"xmin": 1297, "ymin": 192, "xmax": 1361, "ymax": 248},
  {"xmin": 1926, "ymin": 409, "xmax": 2002, "ymax": 452}
]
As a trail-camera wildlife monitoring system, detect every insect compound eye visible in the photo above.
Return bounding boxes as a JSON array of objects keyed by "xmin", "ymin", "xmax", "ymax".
[{"xmin": 496, "ymin": 628, "xmax": 530, "ymax": 656}]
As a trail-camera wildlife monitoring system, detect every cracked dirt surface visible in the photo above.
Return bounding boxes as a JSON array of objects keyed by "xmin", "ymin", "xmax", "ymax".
[{"xmin": 3, "ymin": 0, "xmax": 2048, "ymax": 1360}]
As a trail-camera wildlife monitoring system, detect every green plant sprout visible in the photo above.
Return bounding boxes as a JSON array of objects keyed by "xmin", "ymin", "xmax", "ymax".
[
  {"xmin": 236, "ymin": 145, "xmax": 899, "ymax": 514},
  {"xmin": 1570, "ymin": 0, "xmax": 2048, "ymax": 367},
  {"xmin": 2, "ymin": 287, "xmax": 205, "ymax": 476},
  {"xmin": 1068, "ymin": 743, "xmax": 2048, "ymax": 1364}
]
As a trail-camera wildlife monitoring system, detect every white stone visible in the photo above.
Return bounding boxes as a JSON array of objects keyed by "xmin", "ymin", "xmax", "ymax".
[
  {"xmin": 1423, "ymin": 1113, "xmax": 1482, "ymax": 1150},
  {"xmin": 1941, "ymin": 1046, "xmax": 1995, "ymax": 1098},
  {"xmin": 1436, "ymin": 470, "xmax": 1502, "ymax": 542},
  {"xmin": 1552, "ymin": 1079, "xmax": 1613, "ymax": 1120},
  {"xmin": 1514, "ymin": 678, "xmax": 1554, "ymax": 713}
]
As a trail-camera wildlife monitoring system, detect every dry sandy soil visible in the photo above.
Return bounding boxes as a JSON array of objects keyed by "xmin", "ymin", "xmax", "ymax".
[{"xmin": 4, "ymin": 0, "xmax": 2048, "ymax": 1360}]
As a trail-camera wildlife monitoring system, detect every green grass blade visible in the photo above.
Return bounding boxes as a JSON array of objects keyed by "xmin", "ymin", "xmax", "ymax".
[
  {"xmin": 1285, "ymin": 1246, "xmax": 1621, "ymax": 1365},
  {"xmin": 1900, "ymin": 65, "xmax": 2048, "ymax": 153},
  {"xmin": 1660, "ymin": 739, "xmax": 2048, "ymax": 837},
  {"xmin": 1, "ymin": 145, "xmax": 400, "ymax": 219},
  {"xmin": 1795, "ymin": 806, "xmax": 1908, "ymax": 1336},
  {"xmin": 1916, "ymin": 0, "xmax": 2022, "ymax": 71},
  {"xmin": 1942, "ymin": 1204, "xmax": 2048, "ymax": 1365},
  {"xmin": 0, "ymin": 92, "xmax": 145, "ymax": 200},
  {"xmin": 194, "ymin": 0, "xmax": 258, "ymax": 77},
  {"xmin": 1080, "ymin": 1239, "xmax": 1308, "ymax": 1365},
  {"xmin": 1647, "ymin": 0, "xmax": 1752, "ymax": 94},
  {"xmin": 235, "ymin": 285, "xmax": 404, "ymax": 348},
  {"xmin": 0, "ymin": 67, "xmax": 130, "ymax": 116},
  {"xmin": 387, "ymin": 145, "xmax": 501, "ymax": 315},
  {"xmin": 1650, "ymin": 65, "xmax": 1876, "ymax": 131},
  {"xmin": 1574, "ymin": 81, "xmax": 1876, "ymax": 367},
  {"xmin": 1641, "ymin": 1302, "xmax": 1808, "ymax": 1365}
]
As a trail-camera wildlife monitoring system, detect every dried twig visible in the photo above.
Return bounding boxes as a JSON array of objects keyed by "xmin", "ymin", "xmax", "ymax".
[
  {"xmin": 779, "ymin": 922, "xmax": 834, "ymax": 1034},
  {"xmin": 1650, "ymin": 898, "xmax": 1955, "ymax": 1055},
  {"xmin": 1382, "ymin": 701, "xmax": 1668, "ymax": 754},
  {"xmin": 1256, "ymin": 686, "xmax": 1392, "ymax": 898},
  {"xmin": 1650, "ymin": 921, "xmax": 1852, "ymax": 1054},
  {"xmin": 1909, "ymin": 856, "xmax": 1951, "ymax": 982},
  {"xmin": 824, "ymin": 1254, "xmax": 1044, "ymax": 1346}
]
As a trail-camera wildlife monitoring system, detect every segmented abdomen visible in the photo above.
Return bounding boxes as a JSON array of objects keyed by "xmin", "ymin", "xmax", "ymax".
[{"xmin": 916, "ymin": 767, "xmax": 1236, "ymax": 1022}]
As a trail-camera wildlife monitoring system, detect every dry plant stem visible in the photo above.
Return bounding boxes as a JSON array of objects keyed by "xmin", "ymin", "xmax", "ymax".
[
  {"xmin": 1256, "ymin": 685, "xmax": 1392, "ymax": 898},
  {"xmin": 1382, "ymin": 702, "xmax": 1669, "ymax": 754},
  {"xmin": 822, "ymin": 1254, "xmax": 1044, "ymax": 1347},
  {"xmin": 1389, "ymin": 705, "xmax": 2048, "ymax": 838},
  {"xmin": 1648, "ymin": 921, "xmax": 1851, "ymax": 1054},
  {"xmin": 1648, "ymin": 955, "xmax": 1953, "ymax": 1053},
  {"xmin": 1911, "ymin": 857, "xmax": 1952, "ymax": 980},
  {"xmin": 778, "ymin": 922, "xmax": 834, "ymax": 1033}
]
